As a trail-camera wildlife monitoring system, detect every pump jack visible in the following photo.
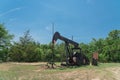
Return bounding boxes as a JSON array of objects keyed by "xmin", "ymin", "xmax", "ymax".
[{"xmin": 52, "ymin": 32, "xmax": 90, "ymax": 66}]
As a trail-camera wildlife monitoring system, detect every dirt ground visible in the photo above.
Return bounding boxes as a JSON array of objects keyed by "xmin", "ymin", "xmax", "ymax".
[
  {"xmin": 54, "ymin": 67, "xmax": 120, "ymax": 80},
  {"xmin": 0, "ymin": 62, "xmax": 120, "ymax": 80}
]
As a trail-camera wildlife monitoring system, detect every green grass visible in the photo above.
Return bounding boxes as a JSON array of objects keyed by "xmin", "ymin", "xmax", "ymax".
[
  {"xmin": 98, "ymin": 63, "xmax": 120, "ymax": 68},
  {"xmin": 0, "ymin": 62, "xmax": 120, "ymax": 80}
]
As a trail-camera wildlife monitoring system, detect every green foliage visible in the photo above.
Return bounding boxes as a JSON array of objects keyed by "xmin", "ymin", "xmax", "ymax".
[
  {"xmin": 9, "ymin": 30, "xmax": 41, "ymax": 62},
  {"xmin": 0, "ymin": 23, "xmax": 119, "ymax": 63},
  {"xmin": 80, "ymin": 30, "xmax": 120, "ymax": 62},
  {"xmin": 0, "ymin": 24, "xmax": 13, "ymax": 62},
  {"xmin": 8, "ymin": 29, "xmax": 120, "ymax": 62}
]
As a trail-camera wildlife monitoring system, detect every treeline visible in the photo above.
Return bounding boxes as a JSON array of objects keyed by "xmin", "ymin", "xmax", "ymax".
[
  {"xmin": 0, "ymin": 24, "xmax": 120, "ymax": 62},
  {"xmin": 80, "ymin": 30, "xmax": 120, "ymax": 62}
]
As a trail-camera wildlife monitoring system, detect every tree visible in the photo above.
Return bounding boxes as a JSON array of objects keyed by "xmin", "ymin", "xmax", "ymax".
[
  {"xmin": 54, "ymin": 43, "xmax": 65, "ymax": 62},
  {"xmin": 79, "ymin": 43, "xmax": 91, "ymax": 59},
  {"xmin": 105, "ymin": 30, "xmax": 120, "ymax": 62},
  {"xmin": 91, "ymin": 30, "xmax": 120, "ymax": 62},
  {"xmin": 0, "ymin": 24, "xmax": 13, "ymax": 62},
  {"xmin": 108, "ymin": 30, "xmax": 120, "ymax": 40},
  {"xmin": 9, "ymin": 30, "xmax": 41, "ymax": 62},
  {"xmin": 4, "ymin": 27, "xmax": 119, "ymax": 63}
]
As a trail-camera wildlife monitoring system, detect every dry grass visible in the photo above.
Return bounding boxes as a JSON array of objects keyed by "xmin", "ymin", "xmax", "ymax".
[{"xmin": 0, "ymin": 62, "xmax": 120, "ymax": 80}]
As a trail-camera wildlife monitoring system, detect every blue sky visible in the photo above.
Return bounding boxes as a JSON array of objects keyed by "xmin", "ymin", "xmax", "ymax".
[{"xmin": 0, "ymin": 0, "xmax": 120, "ymax": 44}]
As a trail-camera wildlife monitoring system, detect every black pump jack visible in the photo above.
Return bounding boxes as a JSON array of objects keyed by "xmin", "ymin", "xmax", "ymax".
[{"xmin": 52, "ymin": 32, "xmax": 90, "ymax": 66}]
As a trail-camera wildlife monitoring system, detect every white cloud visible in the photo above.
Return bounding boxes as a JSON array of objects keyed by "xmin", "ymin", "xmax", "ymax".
[
  {"xmin": 45, "ymin": 26, "xmax": 51, "ymax": 31},
  {"xmin": 45, "ymin": 23, "xmax": 56, "ymax": 36},
  {"xmin": 0, "ymin": 7, "xmax": 21, "ymax": 17},
  {"xmin": 45, "ymin": 23, "xmax": 53, "ymax": 32}
]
